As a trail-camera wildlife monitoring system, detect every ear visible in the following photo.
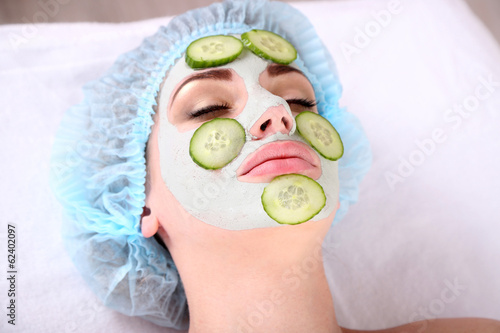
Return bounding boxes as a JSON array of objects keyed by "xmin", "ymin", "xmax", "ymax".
[{"xmin": 141, "ymin": 207, "xmax": 159, "ymax": 238}]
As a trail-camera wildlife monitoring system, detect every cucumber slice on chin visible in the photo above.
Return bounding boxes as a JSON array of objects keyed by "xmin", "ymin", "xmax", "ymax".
[
  {"xmin": 189, "ymin": 118, "xmax": 246, "ymax": 170},
  {"xmin": 296, "ymin": 111, "xmax": 344, "ymax": 161},
  {"xmin": 241, "ymin": 29, "xmax": 297, "ymax": 65},
  {"xmin": 262, "ymin": 174, "xmax": 326, "ymax": 225},
  {"xmin": 186, "ymin": 35, "xmax": 244, "ymax": 69}
]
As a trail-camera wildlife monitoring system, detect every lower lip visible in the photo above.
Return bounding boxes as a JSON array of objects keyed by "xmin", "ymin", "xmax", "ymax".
[{"xmin": 238, "ymin": 158, "xmax": 318, "ymax": 183}]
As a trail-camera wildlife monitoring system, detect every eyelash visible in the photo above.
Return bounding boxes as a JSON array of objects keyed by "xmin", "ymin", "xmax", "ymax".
[
  {"xmin": 190, "ymin": 103, "xmax": 231, "ymax": 118},
  {"xmin": 189, "ymin": 98, "xmax": 316, "ymax": 119},
  {"xmin": 286, "ymin": 98, "xmax": 317, "ymax": 109}
]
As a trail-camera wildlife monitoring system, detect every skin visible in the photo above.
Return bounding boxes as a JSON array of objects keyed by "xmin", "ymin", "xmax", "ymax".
[
  {"xmin": 342, "ymin": 318, "xmax": 500, "ymax": 333},
  {"xmin": 141, "ymin": 52, "xmax": 500, "ymax": 332}
]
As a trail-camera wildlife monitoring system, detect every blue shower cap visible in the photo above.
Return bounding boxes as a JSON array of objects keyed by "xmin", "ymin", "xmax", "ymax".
[{"xmin": 50, "ymin": 0, "xmax": 371, "ymax": 329}]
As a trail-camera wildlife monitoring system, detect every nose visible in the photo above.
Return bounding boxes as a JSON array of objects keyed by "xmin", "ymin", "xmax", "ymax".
[{"xmin": 249, "ymin": 105, "xmax": 294, "ymax": 140}]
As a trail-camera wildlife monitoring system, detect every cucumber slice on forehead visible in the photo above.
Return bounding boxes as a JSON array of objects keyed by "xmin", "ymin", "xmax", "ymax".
[
  {"xmin": 241, "ymin": 29, "xmax": 297, "ymax": 65},
  {"xmin": 189, "ymin": 118, "xmax": 246, "ymax": 169},
  {"xmin": 186, "ymin": 35, "xmax": 244, "ymax": 69},
  {"xmin": 262, "ymin": 174, "xmax": 326, "ymax": 225},
  {"xmin": 296, "ymin": 111, "xmax": 344, "ymax": 161}
]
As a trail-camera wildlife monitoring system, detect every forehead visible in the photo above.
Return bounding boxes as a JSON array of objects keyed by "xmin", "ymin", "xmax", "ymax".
[{"xmin": 159, "ymin": 47, "xmax": 305, "ymax": 107}]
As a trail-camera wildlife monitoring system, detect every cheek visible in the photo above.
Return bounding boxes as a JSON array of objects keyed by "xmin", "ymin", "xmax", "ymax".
[{"xmin": 158, "ymin": 120, "xmax": 193, "ymax": 176}]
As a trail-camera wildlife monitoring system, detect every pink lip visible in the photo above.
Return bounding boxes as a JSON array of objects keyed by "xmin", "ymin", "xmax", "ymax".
[{"xmin": 236, "ymin": 141, "xmax": 322, "ymax": 183}]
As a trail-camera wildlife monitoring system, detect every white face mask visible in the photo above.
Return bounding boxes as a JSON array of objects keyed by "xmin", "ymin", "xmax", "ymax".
[{"xmin": 157, "ymin": 48, "xmax": 339, "ymax": 231}]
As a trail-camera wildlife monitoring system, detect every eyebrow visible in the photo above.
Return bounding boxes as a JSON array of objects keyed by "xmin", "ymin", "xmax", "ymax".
[
  {"xmin": 266, "ymin": 64, "xmax": 308, "ymax": 79},
  {"xmin": 171, "ymin": 68, "xmax": 233, "ymax": 103}
]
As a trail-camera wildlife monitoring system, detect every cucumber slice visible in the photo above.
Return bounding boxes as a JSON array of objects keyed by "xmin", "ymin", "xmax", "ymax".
[
  {"xmin": 186, "ymin": 35, "xmax": 244, "ymax": 69},
  {"xmin": 241, "ymin": 30, "xmax": 297, "ymax": 65},
  {"xmin": 189, "ymin": 118, "xmax": 246, "ymax": 169},
  {"xmin": 262, "ymin": 174, "xmax": 326, "ymax": 225},
  {"xmin": 296, "ymin": 111, "xmax": 344, "ymax": 161}
]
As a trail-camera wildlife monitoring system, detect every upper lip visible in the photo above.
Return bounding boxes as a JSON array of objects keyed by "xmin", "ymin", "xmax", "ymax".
[{"xmin": 236, "ymin": 140, "xmax": 319, "ymax": 177}]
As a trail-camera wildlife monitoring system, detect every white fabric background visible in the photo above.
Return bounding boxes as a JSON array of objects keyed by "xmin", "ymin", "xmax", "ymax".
[{"xmin": 0, "ymin": 0, "xmax": 499, "ymax": 332}]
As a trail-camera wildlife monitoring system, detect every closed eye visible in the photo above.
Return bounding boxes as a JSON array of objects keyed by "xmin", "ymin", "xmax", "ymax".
[
  {"xmin": 286, "ymin": 98, "xmax": 317, "ymax": 113},
  {"xmin": 286, "ymin": 98, "xmax": 317, "ymax": 108},
  {"xmin": 189, "ymin": 103, "xmax": 231, "ymax": 119}
]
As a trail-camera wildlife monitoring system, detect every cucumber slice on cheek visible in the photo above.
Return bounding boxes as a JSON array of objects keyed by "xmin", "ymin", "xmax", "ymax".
[
  {"xmin": 189, "ymin": 118, "xmax": 246, "ymax": 170},
  {"xmin": 186, "ymin": 35, "xmax": 244, "ymax": 69},
  {"xmin": 296, "ymin": 111, "xmax": 344, "ymax": 161},
  {"xmin": 262, "ymin": 174, "xmax": 326, "ymax": 225}
]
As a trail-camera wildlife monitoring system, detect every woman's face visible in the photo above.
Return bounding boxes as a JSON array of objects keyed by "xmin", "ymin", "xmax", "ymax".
[{"xmin": 155, "ymin": 47, "xmax": 339, "ymax": 230}]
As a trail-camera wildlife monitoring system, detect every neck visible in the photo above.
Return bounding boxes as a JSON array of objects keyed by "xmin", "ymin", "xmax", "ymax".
[
  {"xmin": 167, "ymin": 215, "xmax": 341, "ymax": 333},
  {"xmin": 187, "ymin": 251, "xmax": 339, "ymax": 333}
]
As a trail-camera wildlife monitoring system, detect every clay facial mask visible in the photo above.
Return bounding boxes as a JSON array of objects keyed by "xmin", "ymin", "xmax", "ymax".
[{"xmin": 157, "ymin": 48, "xmax": 340, "ymax": 231}]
